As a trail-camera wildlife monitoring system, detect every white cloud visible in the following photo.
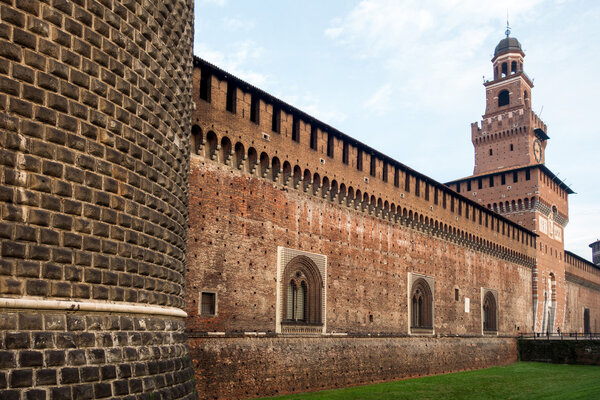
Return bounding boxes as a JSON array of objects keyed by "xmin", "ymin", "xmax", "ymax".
[
  {"xmin": 279, "ymin": 92, "xmax": 348, "ymax": 126},
  {"xmin": 364, "ymin": 84, "xmax": 393, "ymax": 115},
  {"xmin": 325, "ymin": 0, "xmax": 547, "ymax": 111},
  {"xmin": 194, "ymin": 41, "xmax": 268, "ymax": 86},
  {"xmin": 222, "ymin": 17, "xmax": 255, "ymax": 31}
]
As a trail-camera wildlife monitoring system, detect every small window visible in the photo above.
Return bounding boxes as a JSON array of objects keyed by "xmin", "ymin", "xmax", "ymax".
[
  {"xmin": 424, "ymin": 183, "xmax": 429, "ymax": 201},
  {"xmin": 434, "ymin": 188, "xmax": 438, "ymax": 205},
  {"xmin": 200, "ymin": 292, "xmax": 216, "ymax": 316},
  {"xmin": 510, "ymin": 144, "xmax": 514, "ymax": 151},
  {"xmin": 199, "ymin": 70, "xmax": 211, "ymax": 102},
  {"xmin": 342, "ymin": 142, "xmax": 349, "ymax": 164},
  {"xmin": 370, "ymin": 155, "xmax": 376, "ymax": 177},
  {"xmin": 511, "ymin": 61, "xmax": 517, "ymax": 74},
  {"xmin": 456, "ymin": 183, "xmax": 460, "ymax": 193},
  {"xmin": 513, "ymin": 171, "xmax": 518, "ymax": 183},
  {"xmin": 272, "ymin": 106, "xmax": 280, "ymax": 133},
  {"xmin": 525, "ymin": 169, "xmax": 531, "ymax": 180},
  {"xmin": 292, "ymin": 116, "xmax": 300, "ymax": 142},
  {"xmin": 501, "ymin": 62, "xmax": 507, "ymax": 77},
  {"xmin": 501, "ymin": 174, "xmax": 506, "ymax": 185},
  {"xmin": 356, "ymin": 148, "xmax": 363, "ymax": 171},
  {"xmin": 226, "ymin": 83, "xmax": 236, "ymax": 113},
  {"xmin": 478, "ymin": 178, "xmax": 482, "ymax": 190},
  {"xmin": 405, "ymin": 173, "xmax": 410, "ymax": 192},
  {"xmin": 467, "ymin": 181, "xmax": 471, "ymax": 191},
  {"xmin": 455, "ymin": 288, "xmax": 459, "ymax": 301},
  {"xmin": 327, "ymin": 134, "xmax": 334, "ymax": 158},
  {"xmin": 450, "ymin": 197, "xmax": 454, "ymax": 212},
  {"xmin": 489, "ymin": 176, "xmax": 494, "ymax": 187},
  {"xmin": 310, "ymin": 126, "xmax": 318, "ymax": 150},
  {"xmin": 382, "ymin": 162, "xmax": 388, "ymax": 182},
  {"xmin": 489, "ymin": 149, "xmax": 493, "ymax": 156},
  {"xmin": 394, "ymin": 168, "xmax": 399, "ymax": 187},
  {"xmin": 250, "ymin": 94, "xmax": 260, "ymax": 124},
  {"xmin": 442, "ymin": 193, "xmax": 446, "ymax": 209},
  {"xmin": 498, "ymin": 90, "xmax": 510, "ymax": 107},
  {"xmin": 415, "ymin": 179, "xmax": 420, "ymax": 197}
]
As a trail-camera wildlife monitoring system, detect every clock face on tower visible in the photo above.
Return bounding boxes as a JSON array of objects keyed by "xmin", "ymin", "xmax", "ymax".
[{"xmin": 533, "ymin": 139, "xmax": 542, "ymax": 163}]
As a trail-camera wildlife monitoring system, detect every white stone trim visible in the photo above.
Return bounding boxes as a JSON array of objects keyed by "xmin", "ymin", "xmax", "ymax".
[
  {"xmin": 276, "ymin": 246, "xmax": 327, "ymax": 334},
  {"xmin": 0, "ymin": 297, "xmax": 187, "ymax": 317},
  {"xmin": 408, "ymin": 272, "xmax": 435, "ymax": 335}
]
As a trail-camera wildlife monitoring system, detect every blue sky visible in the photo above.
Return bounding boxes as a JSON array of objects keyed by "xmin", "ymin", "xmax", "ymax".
[{"xmin": 194, "ymin": 0, "xmax": 600, "ymax": 261}]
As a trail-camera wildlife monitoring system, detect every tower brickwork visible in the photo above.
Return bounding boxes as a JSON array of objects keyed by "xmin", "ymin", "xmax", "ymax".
[
  {"xmin": 591, "ymin": 241, "xmax": 600, "ymax": 266},
  {"xmin": 0, "ymin": 1, "xmax": 196, "ymax": 398}
]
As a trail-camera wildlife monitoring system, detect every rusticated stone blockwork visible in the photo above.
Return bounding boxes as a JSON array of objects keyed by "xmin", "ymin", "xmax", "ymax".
[{"xmin": 0, "ymin": 0, "xmax": 195, "ymax": 398}]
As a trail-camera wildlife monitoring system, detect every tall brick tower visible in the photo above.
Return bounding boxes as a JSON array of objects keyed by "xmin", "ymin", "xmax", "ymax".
[
  {"xmin": 0, "ymin": 1, "xmax": 195, "ymax": 398},
  {"xmin": 447, "ymin": 30, "xmax": 574, "ymax": 334}
]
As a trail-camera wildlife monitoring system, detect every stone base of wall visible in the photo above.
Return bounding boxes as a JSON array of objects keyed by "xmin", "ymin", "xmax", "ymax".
[
  {"xmin": 189, "ymin": 336, "xmax": 517, "ymax": 399},
  {"xmin": 518, "ymin": 339, "xmax": 600, "ymax": 365}
]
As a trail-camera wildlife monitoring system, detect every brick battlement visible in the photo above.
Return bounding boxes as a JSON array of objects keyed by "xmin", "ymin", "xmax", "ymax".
[
  {"xmin": 565, "ymin": 251, "xmax": 600, "ymax": 288},
  {"xmin": 471, "ymin": 109, "xmax": 547, "ymax": 142},
  {"xmin": 192, "ymin": 57, "xmax": 536, "ymax": 267}
]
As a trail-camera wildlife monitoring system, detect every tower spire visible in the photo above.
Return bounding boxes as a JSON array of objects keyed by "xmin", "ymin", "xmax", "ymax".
[{"xmin": 505, "ymin": 12, "xmax": 511, "ymax": 37}]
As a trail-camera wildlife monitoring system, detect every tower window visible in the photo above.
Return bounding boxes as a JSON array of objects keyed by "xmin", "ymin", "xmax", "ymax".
[
  {"xmin": 513, "ymin": 171, "xmax": 518, "ymax": 183},
  {"xmin": 405, "ymin": 173, "xmax": 410, "ymax": 192},
  {"xmin": 292, "ymin": 116, "xmax": 300, "ymax": 142},
  {"xmin": 272, "ymin": 106, "xmax": 280, "ymax": 133},
  {"xmin": 489, "ymin": 149, "xmax": 493, "ymax": 156},
  {"xmin": 478, "ymin": 178, "xmax": 482, "ymax": 189},
  {"xmin": 526, "ymin": 169, "xmax": 531, "ymax": 180},
  {"xmin": 511, "ymin": 61, "xmax": 517, "ymax": 74},
  {"xmin": 467, "ymin": 181, "xmax": 471, "ymax": 191},
  {"xmin": 327, "ymin": 134, "xmax": 334, "ymax": 158},
  {"xmin": 356, "ymin": 148, "xmax": 363, "ymax": 171},
  {"xmin": 510, "ymin": 144, "xmax": 514, "ymax": 151},
  {"xmin": 250, "ymin": 94, "xmax": 260, "ymax": 124},
  {"xmin": 456, "ymin": 183, "xmax": 460, "ymax": 193},
  {"xmin": 199, "ymin": 70, "xmax": 211, "ymax": 102},
  {"xmin": 455, "ymin": 288, "xmax": 459, "ymax": 301},
  {"xmin": 501, "ymin": 62, "xmax": 508, "ymax": 77},
  {"xmin": 415, "ymin": 179, "xmax": 420, "ymax": 197},
  {"xmin": 489, "ymin": 176, "xmax": 494, "ymax": 187},
  {"xmin": 370, "ymin": 156, "xmax": 376, "ymax": 177},
  {"xmin": 382, "ymin": 162, "xmax": 388, "ymax": 182},
  {"xmin": 226, "ymin": 83, "xmax": 236, "ymax": 113},
  {"xmin": 501, "ymin": 174, "xmax": 506, "ymax": 185},
  {"xmin": 310, "ymin": 126, "xmax": 317, "ymax": 150},
  {"xmin": 394, "ymin": 168, "xmax": 399, "ymax": 187},
  {"xmin": 434, "ymin": 188, "xmax": 438, "ymax": 205},
  {"xmin": 498, "ymin": 90, "xmax": 510, "ymax": 107},
  {"xmin": 342, "ymin": 142, "xmax": 349, "ymax": 164}
]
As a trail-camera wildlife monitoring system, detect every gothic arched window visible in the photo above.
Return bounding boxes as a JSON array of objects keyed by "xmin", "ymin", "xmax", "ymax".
[
  {"xmin": 282, "ymin": 256, "xmax": 323, "ymax": 325},
  {"xmin": 483, "ymin": 291, "xmax": 497, "ymax": 332},
  {"xmin": 411, "ymin": 278, "xmax": 433, "ymax": 331},
  {"xmin": 498, "ymin": 90, "xmax": 510, "ymax": 107}
]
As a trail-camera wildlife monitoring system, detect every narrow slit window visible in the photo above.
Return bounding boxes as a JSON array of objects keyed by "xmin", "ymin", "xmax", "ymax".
[
  {"xmin": 342, "ymin": 142, "xmax": 349, "ymax": 164},
  {"xmin": 370, "ymin": 155, "xmax": 376, "ymax": 177},
  {"xmin": 356, "ymin": 148, "xmax": 363, "ymax": 171},
  {"xmin": 310, "ymin": 126, "xmax": 318, "ymax": 150},
  {"xmin": 250, "ymin": 94, "xmax": 260, "ymax": 124},
  {"xmin": 199, "ymin": 70, "xmax": 211, "ymax": 102},
  {"xmin": 272, "ymin": 106, "xmax": 280, "ymax": 133},
  {"xmin": 405, "ymin": 173, "xmax": 410, "ymax": 192},
  {"xmin": 327, "ymin": 134, "xmax": 334, "ymax": 158},
  {"xmin": 292, "ymin": 116, "xmax": 300, "ymax": 142},
  {"xmin": 226, "ymin": 83, "xmax": 236, "ymax": 113},
  {"xmin": 382, "ymin": 162, "xmax": 388, "ymax": 182},
  {"xmin": 513, "ymin": 171, "xmax": 518, "ymax": 183}
]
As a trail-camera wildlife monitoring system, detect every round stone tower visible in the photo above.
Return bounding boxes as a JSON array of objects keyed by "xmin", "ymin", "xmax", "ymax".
[{"xmin": 0, "ymin": 0, "xmax": 195, "ymax": 398}]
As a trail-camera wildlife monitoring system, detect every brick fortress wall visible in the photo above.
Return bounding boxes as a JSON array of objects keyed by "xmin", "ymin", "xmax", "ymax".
[
  {"xmin": 187, "ymin": 59, "xmax": 537, "ymax": 399},
  {"xmin": 0, "ymin": 1, "xmax": 195, "ymax": 399}
]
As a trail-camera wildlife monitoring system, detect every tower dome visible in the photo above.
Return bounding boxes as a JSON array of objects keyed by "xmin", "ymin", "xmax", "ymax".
[{"xmin": 494, "ymin": 36, "xmax": 523, "ymax": 57}]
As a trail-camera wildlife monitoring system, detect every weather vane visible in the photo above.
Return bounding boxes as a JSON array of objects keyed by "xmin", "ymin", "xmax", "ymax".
[{"xmin": 505, "ymin": 11, "xmax": 511, "ymax": 37}]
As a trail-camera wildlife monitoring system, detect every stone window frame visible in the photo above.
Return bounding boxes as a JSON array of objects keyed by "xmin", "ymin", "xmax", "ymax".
[
  {"xmin": 408, "ymin": 273, "xmax": 435, "ymax": 335},
  {"xmin": 481, "ymin": 288, "xmax": 498, "ymax": 335},
  {"xmin": 276, "ymin": 247, "xmax": 327, "ymax": 335},
  {"xmin": 199, "ymin": 291, "xmax": 217, "ymax": 317}
]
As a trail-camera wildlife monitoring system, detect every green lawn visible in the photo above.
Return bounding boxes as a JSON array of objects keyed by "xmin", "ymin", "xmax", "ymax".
[{"xmin": 258, "ymin": 362, "xmax": 600, "ymax": 400}]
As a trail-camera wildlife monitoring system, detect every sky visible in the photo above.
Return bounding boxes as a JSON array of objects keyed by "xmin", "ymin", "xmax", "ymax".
[{"xmin": 194, "ymin": 0, "xmax": 600, "ymax": 261}]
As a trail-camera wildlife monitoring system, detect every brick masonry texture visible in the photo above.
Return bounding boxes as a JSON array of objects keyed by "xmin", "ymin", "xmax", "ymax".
[
  {"xmin": 187, "ymin": 54, "xmax": 600, "ymax": 399},
  {"xmin": 0, "ymin": 0, "xmax": 195, "ymax": 398},
  {"xmin": 190, "ymin": 336, "xmax": 517, "ymax": 399}
]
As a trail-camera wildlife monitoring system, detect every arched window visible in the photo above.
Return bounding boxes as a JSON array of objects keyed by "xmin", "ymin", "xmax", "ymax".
[
  {"xmin": 498, "ymin": 90, "xmax": 510, "ymax": 107},
  {"xmin": 410, "ymin": 277, "xmax": 433, "ymax": 331},
  {"xmin": 501, "ymin": 62, "xmax": 508, "ymax": 77},
  {"xmin": 483, "ymin": 290, "xmax": 497, "ymax": 332},
  {"xmin": 282, "ymin": 256, "xmax": 323, "ymax": 325},
  {"xmin": 511, "ymin": 61, "xmax": 517, "ymax": 74}
]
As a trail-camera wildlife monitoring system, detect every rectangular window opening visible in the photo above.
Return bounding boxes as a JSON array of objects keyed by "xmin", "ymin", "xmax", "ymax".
[
  {"xmin": 501, "ymin": 174, "xmax": 506, "ymax": 185},
  {"xmin": 526, "ymin": 169, "xmax": 531, "ymax": 180},
  {"xmin": 199, "ymin": 70, "xmax": 211, "ymax": 102},
  {"xmin": 405, "ymin": 173, "xmax": 410, "ymax": 193},
  {"xmin": 200, "ymin": 292, "xmax": 216, "ymax": 316},
  {"xmin": 455, "ymin": 288, "xmax": 459, "ymax": 301},
  {"xmin": 478, "ymin": 178, "xmax": 482, "ymax": 190},
  {"xmin": 226, "ymin": 83, "xmax": 236, "ymax": 113},
  {"xmin": 394, "ymin": 168, "xmax": 399, "ymax": 187},
  {"xmin": 415, "ymin": 179, "xmax": 420, "ymax": 197},
  {"xmin": 425, "ymin": 183, "xmax": 429, "ymax": 201},
  {"xmin": 382, "ymin": 162, "xmax": 388, "ymax": 182},
  {"xmin": 489, "ymin": 176, "xmax": 494, "ymax": 187},
  {"xmin": 357, "ymin": 148, "xmax": 363, "ymax": 171},
  {"xmin": 513, "ymin": 171, "xmax": 518, "ymax": 183},
  {"xmin": 327, "ymin": 134, "xmax": 334, "ymax": 158},
  {"xmin": 250, "ymin": 94, "xmax": 260, "ymax": 124},
  {"xmin": 310, "ymin": 126, "xmax": 318, "ymax": 150},
  {"xmin": 272, "ymin": 106, "xmax": 280, "ymax": 133},
  {"xmin": 467, "ymin": 180, "xmax": 471, "ymax": 191},
  {"xmin": 434, "ymin": 188, "xmax": 438, "ymax": 205},
  {"xmin": 292, "ymin": 116, "xmax": 300, "ymax": 142},
  {"xmin": 342, "ymin": 142, "xmax": 349, "ymax": 164},
  {"xmin": 370, "ymin": 155, "xmax": 376, "ymax": 177}
]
